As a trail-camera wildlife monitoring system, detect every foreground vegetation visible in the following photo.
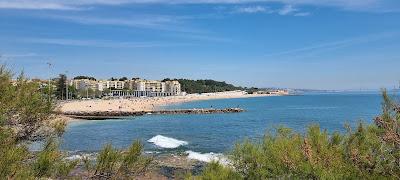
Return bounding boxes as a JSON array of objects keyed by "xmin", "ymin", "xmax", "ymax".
[
  {"xmin": 1, "ymin": 64, "xmax": 399, "ymax": 179},
  {"xmin": 0, "ymin": 65, "xmax": 151, "ymax": 179},
  {"xmin": 192, "ymin": 91, "xmax": 400, "ymax": 179}
]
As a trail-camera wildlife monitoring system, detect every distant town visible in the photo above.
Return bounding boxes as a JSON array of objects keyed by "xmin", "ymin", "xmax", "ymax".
[{"xmin": 13, "ymin": 75, "xmax": 289, "ymax": 100}]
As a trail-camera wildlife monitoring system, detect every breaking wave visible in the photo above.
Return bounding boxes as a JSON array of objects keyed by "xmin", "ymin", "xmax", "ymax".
[
  {"xmin": 148, "ymin": 135, "xmax": 188, "ymax": 149},
  {"xmin": 186, "ymin": 151, "xmax": 229, "ymax": 165}
]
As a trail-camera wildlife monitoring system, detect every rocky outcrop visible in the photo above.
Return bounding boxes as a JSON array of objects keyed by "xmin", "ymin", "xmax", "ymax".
[{"xmin": 62, "ymin": 108, "xmax": 244, "ymax": 120}]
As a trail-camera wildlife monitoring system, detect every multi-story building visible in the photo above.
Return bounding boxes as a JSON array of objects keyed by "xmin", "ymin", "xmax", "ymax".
[
  {"xmin": 144, "ymin": 80, "xmax": 164, "ymax": 92},
  {"xmin": 106, "ymin": 81, "xmax": 125, "ymax": 89},
  {"xmin": 71, "ymin": 79, "xmax": 97, "ymax": 90},
  {"xmin": 71, "ymin": 77, "xmax": 182, "ymax": 97},
  {"xmin": 165, "ymin": 80, "xmax": 181, "ymax": 95}
]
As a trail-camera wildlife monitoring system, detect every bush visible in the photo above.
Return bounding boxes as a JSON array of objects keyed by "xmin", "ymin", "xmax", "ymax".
[
  {"xmin": 195, "ymin": 90, "xmax": 400, "ymax": 179},
  {"xmin": 32, "ymin": 138, "xmax": 78, "ymax": 178},
  {"xmin": 91, "ymin": 140, "xmax": 152, "ymax": 179}
]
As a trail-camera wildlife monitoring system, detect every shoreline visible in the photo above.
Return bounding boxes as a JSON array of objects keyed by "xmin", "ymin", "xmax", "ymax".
[{"xmin": 58, "ymin": 91, "xmax": 282, "ymax": 119}]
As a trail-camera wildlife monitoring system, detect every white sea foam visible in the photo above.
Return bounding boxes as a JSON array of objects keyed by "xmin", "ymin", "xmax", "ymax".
[
  {"xmin": 65, "ymin": 154, "xmax": 83, "ymax": 161},
  {"xmin": 148, "ymin": 135, "xmax": 188, "ymax": 148},
  {"xmin": 186, "ymin": 151, "xmax": 229, "ymax": 165},
  {"xmin": 64, "ymin": 152, "xmax": 97, "ymax": 161}
]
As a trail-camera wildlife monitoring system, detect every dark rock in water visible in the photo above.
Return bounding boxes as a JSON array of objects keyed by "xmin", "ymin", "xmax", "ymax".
[{"xmin": 62, "ymin": 108, "xmax": 245, "ymax": 120}]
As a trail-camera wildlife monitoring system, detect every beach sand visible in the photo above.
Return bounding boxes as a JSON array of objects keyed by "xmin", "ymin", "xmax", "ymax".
[{"xmin": 58, "ymin": 91, "xmax": 278, "ymax": 114}]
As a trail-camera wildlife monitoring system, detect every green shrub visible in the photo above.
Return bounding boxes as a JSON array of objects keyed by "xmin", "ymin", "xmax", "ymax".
[
  {"xmin": 118, "ymin": 140, "xmax": 153, "ymax": 176},
  {"xmin": 92, "ymin": 140, "xmax": 152, "ymax": 178},
  {"xmin": 195, "ymin": 90, "xmax": 400, "ymax": 179},
  {"xmin": 32, "ymin": 138, "xmax": 78, "ymax": 178},
  {"xmin": 198, "ymin": 161, "xmax": 241, "ymax": 180},
  {"xmin": 94, "ymin": 143, "xmax": 121, "ymax": 177}
]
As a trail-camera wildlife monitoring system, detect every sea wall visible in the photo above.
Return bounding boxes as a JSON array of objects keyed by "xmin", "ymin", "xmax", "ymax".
[{"xmin": 62, "ymin": 108, "xmax": 244, "ymax": 120}]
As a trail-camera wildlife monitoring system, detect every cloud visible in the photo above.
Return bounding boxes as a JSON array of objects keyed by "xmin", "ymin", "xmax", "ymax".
[
  {"xmin": 294, "ymin": 12, "xmax": 311, "ymax": 16},
  {"xmin": 1, "ymin": 53, "xmax": 39, "ymax": 58},
  {"xmin": 233, "ymin": 4, "xmax": 309, "ymax": 16},
  {"xmin": 0, "ymin": 0, "xmax": 398, "ymax": 12},
  {"xmin": 235, "ymin": 6, "xmax": 268, "ymax": 13},
  {"xmin": 21, "ymin": 38, "xmax": 193, "ymax": 48},
  {"xmin": 264, "ymin": 32, "xmax": 399, "ymax": 57},
  {"xmin": 41, "ymin": 14, "xmax": 208, "ymax": 34},
  {"xmin": 0, "ymin": 1, "xmax": 80, "ymax": 10},
  {"xmin": 278, "ymin": 4, "xmax": 297, "ymax": 15}
]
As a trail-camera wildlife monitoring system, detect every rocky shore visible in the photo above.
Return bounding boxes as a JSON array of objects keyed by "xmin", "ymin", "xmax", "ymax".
[{"xmin": 62, "ymin": 108, "xmax": 244, "ymax": 120}]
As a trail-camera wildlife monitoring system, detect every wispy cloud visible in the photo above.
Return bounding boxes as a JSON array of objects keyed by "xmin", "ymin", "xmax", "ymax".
[
  {"xmin": 2, "ymin": 53, "xmax": 38, "ymax": 57},
  {"xmin": 233, "ymin": 4, "xmax": 308, "ymax": 16},
  {"xmin": 294, "ymin": 12, "xmax": 311, "ymax": 17},
  {"xmin": 235, "ymin": 6, "xmax": 269, "ymax": 14},
  {"xmin": 0, "ymin": 1, "xmax": 80, "ymax": 10},
  {"xmin": 0, "ymin": 0, "xmax": 397, "ymax": 12},
  {"xmin": 166, "ymin": 33, "xmax": 233, "ymax": 43},
  {"xmin": 278, "ymin": 5, "xmax": 297, "ymax": 15},
  {"xmin": 44, "ymin": 14, "xmax": 206, "ymax": 33},
  {"xmin": 1, "ymin": 53, "xmax": 40, "ymax": 59},
  {"xmin": 32, "ymin": 14, "xmax": 231, "ymax": 42},
  {"xmin": 21, "ymin": 38, "xmax": 193, "ymax": 48},
  {"xmin": 264, "ymin": 32, "xmax": 399, "ymax": 58}
]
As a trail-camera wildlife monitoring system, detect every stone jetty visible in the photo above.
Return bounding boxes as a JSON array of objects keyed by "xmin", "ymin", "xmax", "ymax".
[{"xmin": 62, "ymin": 108, "xmax": 244, "ymax": 120}]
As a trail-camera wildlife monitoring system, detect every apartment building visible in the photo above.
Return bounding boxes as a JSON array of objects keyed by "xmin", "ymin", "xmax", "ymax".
[
  {"xmin": 71, "ymin": 78, "xmax": 182, "ymax": 97},
  {"xmin": 71, "ymin": 79, "xmax": 97, "ymax": 90},
  {"xmin": 165, "ymin": 80, "xmax": 181, "ymax": 95}
]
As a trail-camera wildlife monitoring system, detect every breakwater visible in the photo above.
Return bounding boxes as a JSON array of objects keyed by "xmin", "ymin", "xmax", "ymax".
[{"xmin": 62, "ymin": 108, "xmax": 244, "ymax": 120}]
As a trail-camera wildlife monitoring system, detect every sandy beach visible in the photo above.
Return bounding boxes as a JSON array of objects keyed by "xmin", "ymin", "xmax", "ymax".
[{"xmin": 58, "ymin": 91, "xmax": 278, "ymax": 113}]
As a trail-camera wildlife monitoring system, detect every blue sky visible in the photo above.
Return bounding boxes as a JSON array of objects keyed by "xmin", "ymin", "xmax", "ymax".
[{"xmin": 1, "ymin": 0, "xmax": 400, "ymax": 90}]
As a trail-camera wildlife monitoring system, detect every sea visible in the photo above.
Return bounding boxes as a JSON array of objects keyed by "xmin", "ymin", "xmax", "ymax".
[{"xmin": 60, "ymin": 91, "xmax": 393, "ymax": 161}]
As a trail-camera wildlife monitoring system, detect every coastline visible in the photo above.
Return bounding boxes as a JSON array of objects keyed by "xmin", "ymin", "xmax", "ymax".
[{"xmin": 58, "ymin": 91, "xmax": 281, "ymax": 119}]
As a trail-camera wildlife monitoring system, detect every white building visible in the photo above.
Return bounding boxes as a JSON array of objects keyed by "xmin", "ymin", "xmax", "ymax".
[
  {"xmin": 165, "ymin": 80, "xmax": 181, "ymax": 95},
  {"xmin": 71, "ymin": 77, "xmax": 182, "ymax": 97}
]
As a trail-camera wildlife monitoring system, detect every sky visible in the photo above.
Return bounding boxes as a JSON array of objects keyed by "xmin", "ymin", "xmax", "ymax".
[{"xmin": 0, "ymin": 0, "xmax": 400, "ymax": 90}]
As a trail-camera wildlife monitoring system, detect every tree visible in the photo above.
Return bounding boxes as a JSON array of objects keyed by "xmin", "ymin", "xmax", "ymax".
[
  {"xmin": 109, "ymin": 77, "xmax": 117, "ymax": 81},
  {"xmin": 0, "ymin": 64, "xmax": 74, "ymax": 178},
  {"xmin": 0, "ymin": 64, "xmax": 153, "ymax": 179},
  {"xmin": 55, "ymin": 74, "xmax": 67, "ymax": 100},
  {"xmin": 119, "ymin": 77, "xmax": 128, "ymax": 81},
  {"xmin": 103, "ymin": 88, "xmax": 111, "ymax": 96},
  {"xmin": 67, "ymin": 85, "xmax": 77, "ymax": 99},
  {"xmin": 165, "ymin": 79, "xmax": 243, "ymax": 94},
  {"xmin": 0, "ymin": 65, "xmax": 56, "ymax": 141},
  {"xmin": 73, "ymin": 76, "xmax": 96, "ymax": 81}
]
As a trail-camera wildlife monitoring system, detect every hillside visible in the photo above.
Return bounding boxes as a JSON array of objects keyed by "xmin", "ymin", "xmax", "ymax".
[{"xmin": 163, "ymin": 79, "xmax": 243, "ymax": 94}]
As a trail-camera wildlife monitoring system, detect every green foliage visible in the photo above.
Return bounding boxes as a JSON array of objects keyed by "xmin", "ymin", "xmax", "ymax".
[
  {"xmin": 0, "ymin": 64, "xmax": 74, "ymax": 179},
  {"xmin": 119, "ymin": 140, "xmax": 152, "ymax": 176},
  {"xmin": 119, "ymin": 77, "xmax": 128, "ymax": 81},
  {"xmin": 92, "ymin": 140, "xmax": 152, "ymax": 178},
  {"xmin": 196, "ymin": 161, "xmax": 241, "ymax": 180},
  {"xmin": 164, "ymin": 78, "xmax": 243, "ymax": 94},
  {"xmin": 0, "ymin": 129, "xmax": 31, "ymax": 178},
  {"xmin": 195, "ymin": 90, "xmax": 400, "ymax": 179},
  {"xmin": 73, "ymin": 75, "xmax": 96, "ymax": 81},
  {"xmin": 55, "ymin": 74, "xmax": 67, "ymax": 100},
  {"xmin": 94, "ymin": 143, "xmax": 121, "ymax": 177},
  {"xmin": 32, "ymin": 138, "xmax": 78, "ymax": 178},
  {"xmin": 0, "ymin": 64, "xmax": 54, "ymax": 142}
]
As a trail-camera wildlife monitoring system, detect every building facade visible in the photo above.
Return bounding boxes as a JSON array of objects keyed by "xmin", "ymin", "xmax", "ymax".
[{"xmin": 71, "ymin": 78, "xmax": 182, "ymax": 97}]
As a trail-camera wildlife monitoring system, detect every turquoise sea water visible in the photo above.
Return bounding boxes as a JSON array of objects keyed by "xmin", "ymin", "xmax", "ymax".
[{"xmin": 61, "ymin": 92, "xmax": 384, "ymax": 155}]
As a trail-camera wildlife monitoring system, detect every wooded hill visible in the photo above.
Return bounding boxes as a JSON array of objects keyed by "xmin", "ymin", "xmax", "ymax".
[{"xmin": 162, "ymin": 78, "xmax": 243, "ymax": 94}]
